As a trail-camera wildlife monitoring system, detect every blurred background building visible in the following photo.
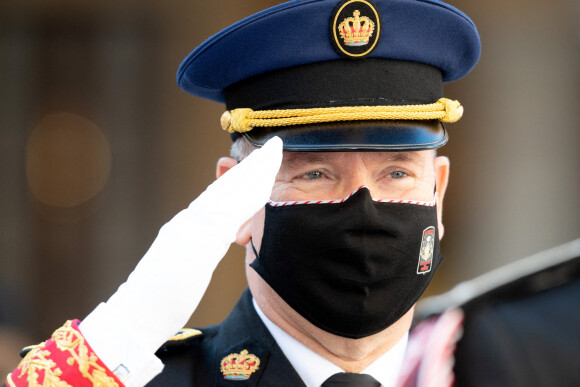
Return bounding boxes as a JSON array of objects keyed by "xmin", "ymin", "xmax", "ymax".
[{"xmin": 0, "ymin": 0, "xmax": 578, "ymax": 377}]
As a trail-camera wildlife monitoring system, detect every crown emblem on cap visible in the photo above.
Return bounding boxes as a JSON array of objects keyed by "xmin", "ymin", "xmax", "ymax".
[
  {"xmin": 220, "ymin": 349, "xmax": 260, "ymax": 380},
  {"xmin": 338, "ymin": 10, "xmax": 375, "ymax": 46}
]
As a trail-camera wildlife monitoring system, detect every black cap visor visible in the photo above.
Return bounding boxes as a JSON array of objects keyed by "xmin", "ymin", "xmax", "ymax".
[{"xmin": 240, "ymin": 120, "xmax": 447, "ymax": 151}]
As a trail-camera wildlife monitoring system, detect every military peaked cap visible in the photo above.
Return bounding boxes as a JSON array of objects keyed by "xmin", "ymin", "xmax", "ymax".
[{"xmin": 177, "ymin": 0, "xmax": 481, "ymax": 151}]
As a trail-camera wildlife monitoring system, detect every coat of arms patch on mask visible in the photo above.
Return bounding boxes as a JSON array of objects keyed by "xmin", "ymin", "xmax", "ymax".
[{"xmin": 417, "ymin": 226, "xmax": 436, "ymax": 274}]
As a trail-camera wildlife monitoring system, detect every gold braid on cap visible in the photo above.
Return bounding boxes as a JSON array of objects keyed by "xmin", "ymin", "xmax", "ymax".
[{"xmin": 221, "ymin": 98, "xmax": 463, "ymax": 133}]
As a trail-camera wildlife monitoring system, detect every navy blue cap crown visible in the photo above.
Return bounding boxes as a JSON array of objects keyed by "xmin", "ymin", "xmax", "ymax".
[{"xmin": 177, "ymin": 0, "xmax": 480, "ymax": 151}]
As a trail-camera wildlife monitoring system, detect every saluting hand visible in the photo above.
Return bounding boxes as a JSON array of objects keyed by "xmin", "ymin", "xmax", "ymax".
[{"xmin": 80, "ymin": 137, "xmax": 283, "ymax": 386}]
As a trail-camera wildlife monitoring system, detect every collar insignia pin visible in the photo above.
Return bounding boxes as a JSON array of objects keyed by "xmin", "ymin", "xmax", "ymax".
[{"xmin": 220, "ymin": 349, "xmax": 261, "ymax": 380}]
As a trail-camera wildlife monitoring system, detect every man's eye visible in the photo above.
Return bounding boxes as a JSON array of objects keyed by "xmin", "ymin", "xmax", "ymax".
[
  {"xmin": 304, "ymin": 171, "xmax": 323, "ymax": 180},
  {"xmin": 390, "ymin": 171, "xmax": 407, "ymax": 179}
]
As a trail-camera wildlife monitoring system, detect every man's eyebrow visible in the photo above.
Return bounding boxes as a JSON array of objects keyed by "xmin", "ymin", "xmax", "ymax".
[
  {"xmin": 282, "ymin": 152, "xmax": 334, "ymax": 169},
  {"xmin": 282, "ymin": 151, "xmax": 423, "ymax": 167},
  {"xmin": 386, "ymin": 152, "xmax": 418, "ymax": 162}
]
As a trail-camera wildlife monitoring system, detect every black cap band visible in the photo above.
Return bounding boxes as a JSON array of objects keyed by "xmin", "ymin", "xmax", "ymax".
[
  {"xmin": 224, "ymin": 59, "xmax": 443, "ymax": 110},
  {"xmin": 224, "ymin": 59, "xmax": 447, "ymax": 151}
]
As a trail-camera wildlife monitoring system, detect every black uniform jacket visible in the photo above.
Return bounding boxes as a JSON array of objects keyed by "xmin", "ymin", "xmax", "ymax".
[
  {"xmin": 417, "ymin": 238, "xmax": 580, "ymax": 387},
  {"xmin": 149, "ymin": 288, "xmax": 306, "ymax": 386}
]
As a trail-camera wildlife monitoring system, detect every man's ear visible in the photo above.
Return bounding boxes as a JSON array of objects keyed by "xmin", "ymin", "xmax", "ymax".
[
  {"xmin": 216, "ymin": 156, "xmax": 238, "ymax": 178},
  {"xmin": 433, "ymin": 156, "xmax": 450, "ymax": 240},
  {"xmin": 235, "ymin": 219, "xmax": 253, "ymax": 246},
  {"xmin": 216, "ymin": 157, "xmax": 254, "ymax": 245}
]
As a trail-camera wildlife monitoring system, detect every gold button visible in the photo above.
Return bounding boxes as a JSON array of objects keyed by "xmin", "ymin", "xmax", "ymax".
[{"xmin": 220, "ymin": 111, "xmax": 231, "ymax": 131}]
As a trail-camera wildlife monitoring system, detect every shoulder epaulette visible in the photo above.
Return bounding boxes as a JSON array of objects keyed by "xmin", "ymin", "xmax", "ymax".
[
  {"xmin": 159, "ymin": 328, "xmax": 203, "ymax": 350},
  {"xmin": 168, "ymin": 328, "xmax": 203, "ymax": 342},
  {"xmin": 416, "ymin": 238, "xmax": 580, "ymax": 320}
]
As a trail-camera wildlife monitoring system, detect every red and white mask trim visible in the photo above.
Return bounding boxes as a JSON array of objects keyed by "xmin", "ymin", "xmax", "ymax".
[{"xmin": 267, "ymin": 185, "xmax": 437, "ymax": 207}]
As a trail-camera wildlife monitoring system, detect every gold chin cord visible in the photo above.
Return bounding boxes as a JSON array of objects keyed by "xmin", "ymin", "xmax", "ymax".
[{"xmin": 221, "ymin": 97, "xmax": 463, "ymax": 133}]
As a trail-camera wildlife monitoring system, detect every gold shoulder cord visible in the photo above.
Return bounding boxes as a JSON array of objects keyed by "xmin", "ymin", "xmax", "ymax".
[{"xmin": 221, "ymin": 98, "xmax": 463, "ymax": 133}]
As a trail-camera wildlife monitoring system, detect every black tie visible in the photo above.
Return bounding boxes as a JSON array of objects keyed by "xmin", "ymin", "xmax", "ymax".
[{"xmin": 321, "ymin": 372, "xmax": 381, "ymax": 387}]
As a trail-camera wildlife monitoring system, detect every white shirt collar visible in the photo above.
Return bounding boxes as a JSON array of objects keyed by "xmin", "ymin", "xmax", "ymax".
[{"xmin": 253, "ymin": 299, "xmax": 408, "ymax": 387}]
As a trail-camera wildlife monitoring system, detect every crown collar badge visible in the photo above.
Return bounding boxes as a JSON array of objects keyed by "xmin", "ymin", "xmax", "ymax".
[{"xmin": 220, "ymin": 349, "xmax": 261, "ymax": 380}]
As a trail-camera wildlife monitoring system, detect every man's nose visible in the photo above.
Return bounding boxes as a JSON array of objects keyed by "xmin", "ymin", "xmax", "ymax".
[{"xmin": 338, "ymin": 171, "xmax": 377, "ymax": 198}]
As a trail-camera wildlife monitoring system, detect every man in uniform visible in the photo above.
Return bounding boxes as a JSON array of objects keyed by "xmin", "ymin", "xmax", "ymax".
[{"xmin": 5, "ymin": 0, "xmax": 480, "ymax": 386}]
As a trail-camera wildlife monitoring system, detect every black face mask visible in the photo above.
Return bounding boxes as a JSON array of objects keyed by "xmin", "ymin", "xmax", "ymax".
[{"xmin": 250, "ymin": 187, "xmax": 443, "ymax": 339}]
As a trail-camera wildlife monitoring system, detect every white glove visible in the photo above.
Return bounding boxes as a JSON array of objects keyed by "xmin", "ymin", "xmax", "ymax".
[{"xmin": 80, "ymin": 137, "xmax": 283, "ymax": 386}]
